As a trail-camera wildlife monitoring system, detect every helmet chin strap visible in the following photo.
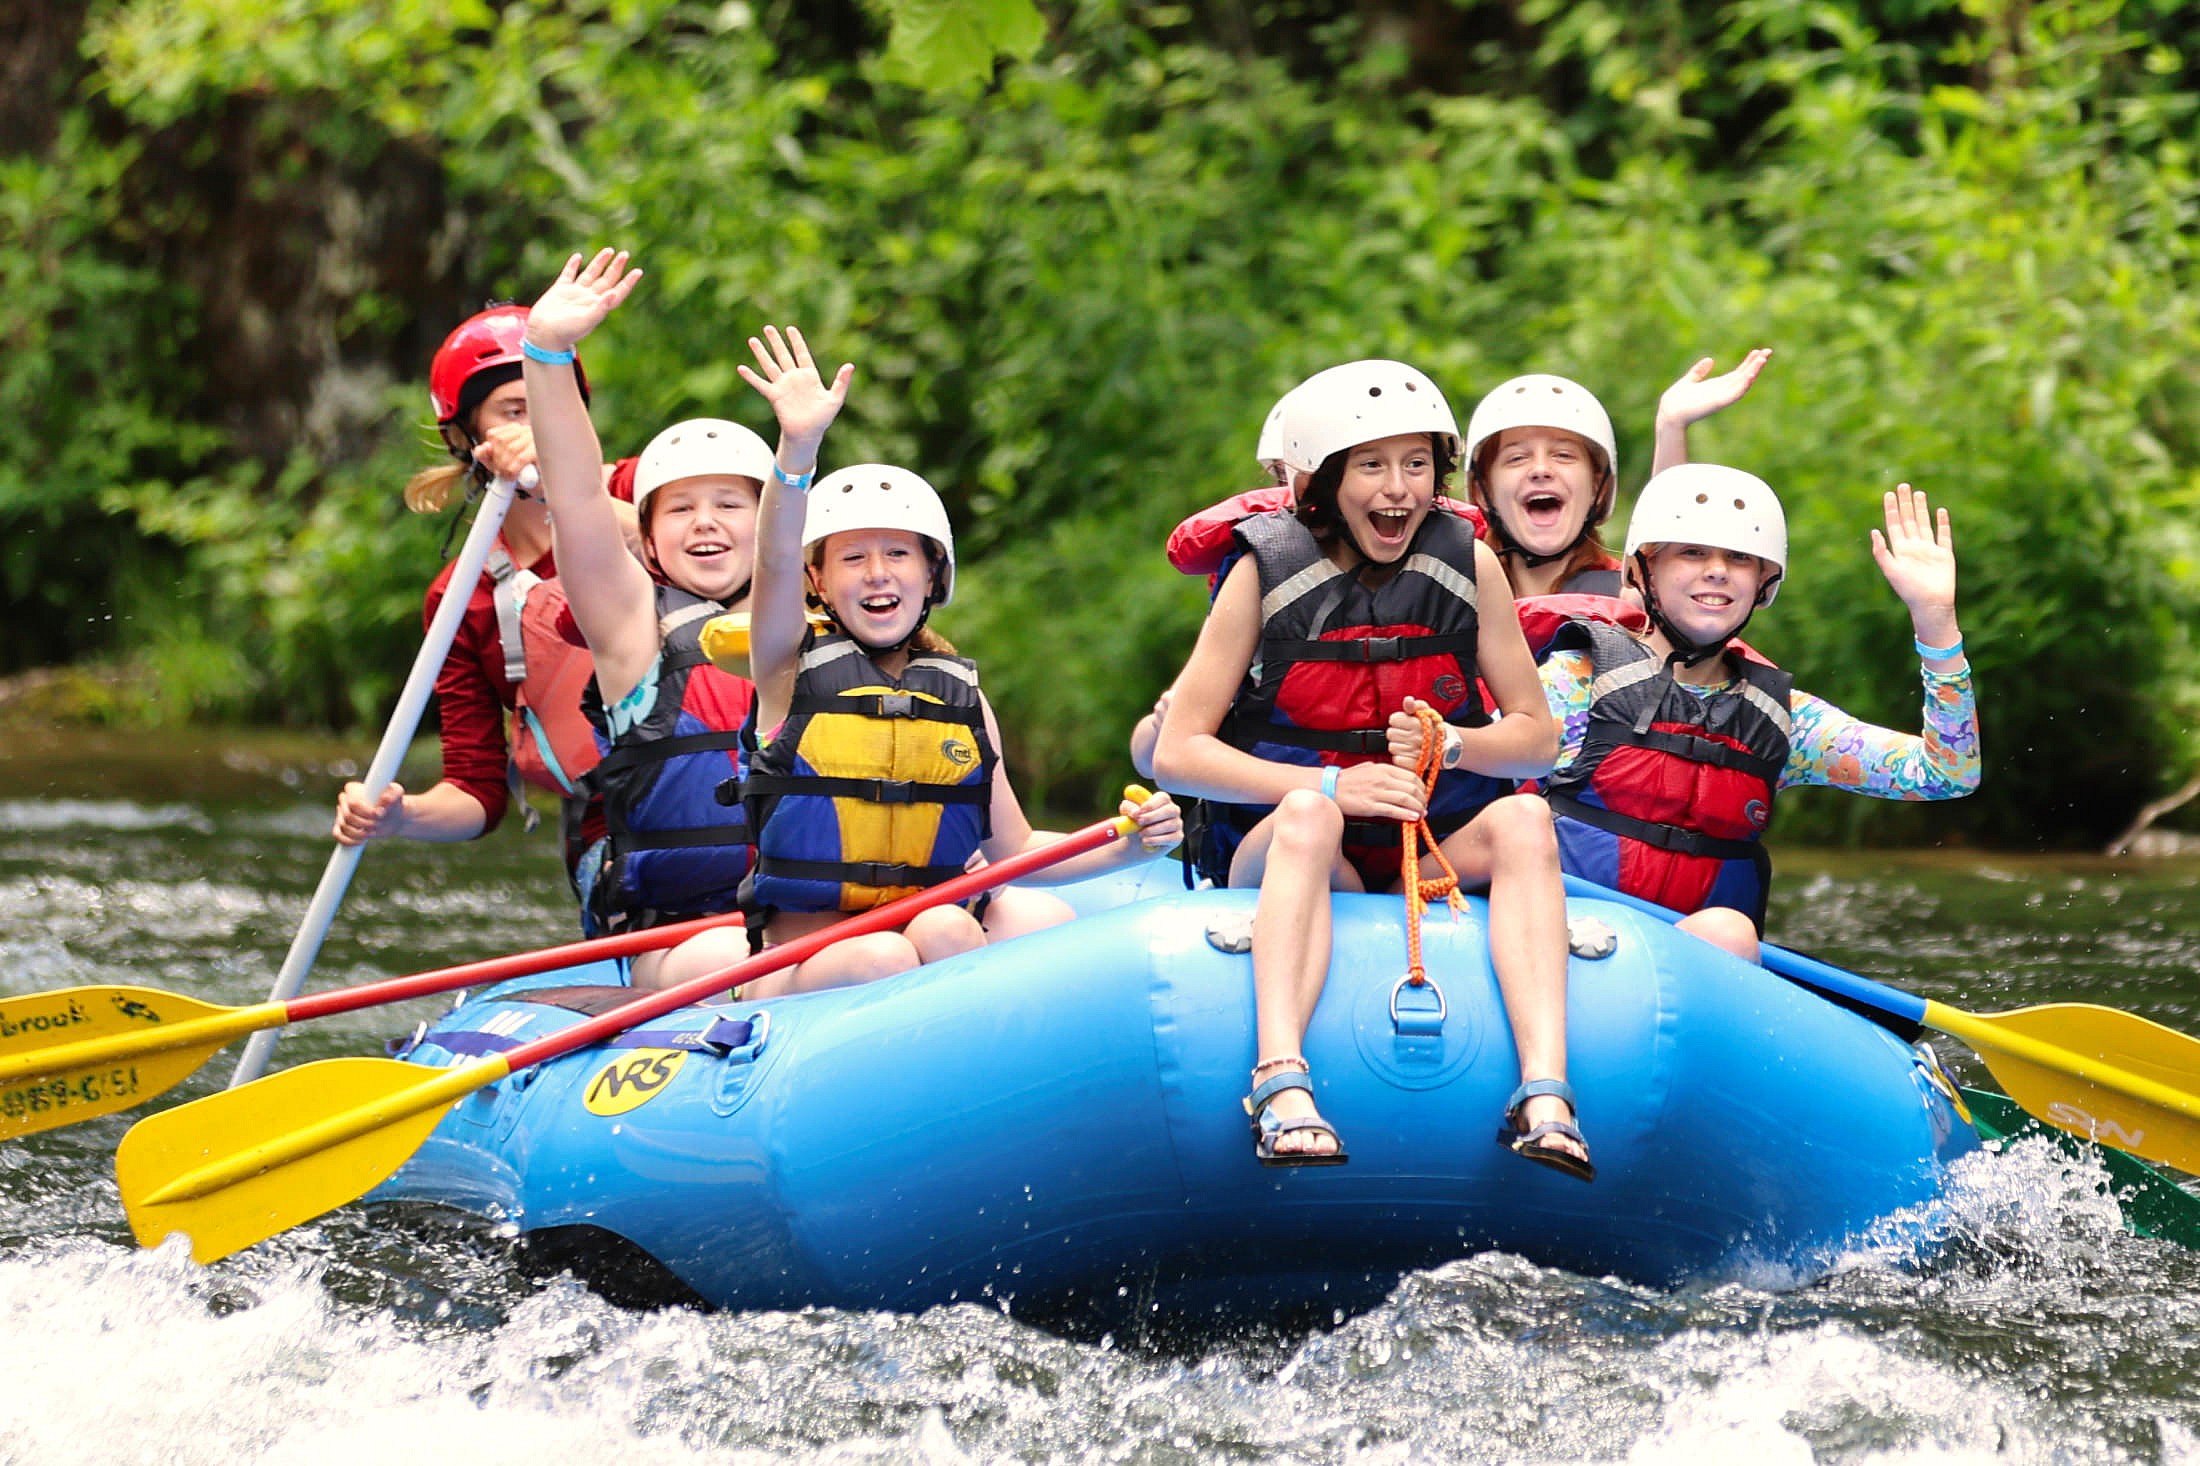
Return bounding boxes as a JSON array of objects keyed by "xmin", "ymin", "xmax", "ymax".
[{"xmin": 1634, "ymin": 550, "xmax": 1752, "ymax": 670}]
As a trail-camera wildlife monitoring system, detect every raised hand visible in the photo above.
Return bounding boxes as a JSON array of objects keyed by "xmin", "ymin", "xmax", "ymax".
[
  {"xmin": 1657, "ymin": 348, "xmax": 1773, "ymax": 430},
  {"xmin": 737, "ymin": 325, "xmax": 854, "ymax": 460},
  {"xmin": 1870, "ymin": 483, "xmax": 1957, "ymax": 620},
  {"xmin": 526, "ymin": 249, "xmax": 644, "ymax": 353}
]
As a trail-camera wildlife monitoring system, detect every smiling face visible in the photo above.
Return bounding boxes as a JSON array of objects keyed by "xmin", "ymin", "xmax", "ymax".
[
  {"xmin": 1475, "ymin": 426, "xmax": 1607, "ymax": 557},
  {"xmin": 1637, "ymin": 542, "xmax": 1768, "ymax": 646},
  {"xmin": 808, "ymin": 528, "xmax": 938, "ymax": 649},
  {"xmin": 643, "ymin": 475, "xmax": 761, "ymax": 605},
  {"xmin": 1327, "ymin": 432, "xmax": 1438, "ymax": 564}
]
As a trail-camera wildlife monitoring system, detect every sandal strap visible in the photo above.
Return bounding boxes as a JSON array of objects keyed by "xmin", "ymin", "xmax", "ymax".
[
  {"xmin": 1503, "ymin": 1078, "xmax": 1577, "ymax": 1121},
  {"xmin": 1512, "ymin": 1119, "xmax": 1586, "ymax": 1150},
  {"xmin": 1244, "ymin": 1069, "xmax": 1314, "ymax": 1116}
]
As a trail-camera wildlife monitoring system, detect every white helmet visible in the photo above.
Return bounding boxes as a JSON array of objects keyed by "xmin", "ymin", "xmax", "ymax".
[
  {"xmin": 634, "ymin": 418, "xmax": 775, "ymax": 509},
  {"xmin": 1463, "ymin": 374, "xmax": 1619, "ymax": 490},
  {"xmin": 802, "ymin": 464, "xmax": 958, "ymax": 606},
  {"xmin": 1276, "ymin": 360, "xmax": 1462, "ymax": 478},
  {"xmin": 1624, "ymin": 463, "xmax": 1787, "ymax": 607},
  {"xmin": 1254, "ymin": 385, "xmax": 1299, "ymax": 484}
]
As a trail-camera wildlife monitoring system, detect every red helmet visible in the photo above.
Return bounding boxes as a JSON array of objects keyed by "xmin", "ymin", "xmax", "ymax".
[{"xmin": 427, "ymin": 304, "xmax": 588, "ymax": 426}]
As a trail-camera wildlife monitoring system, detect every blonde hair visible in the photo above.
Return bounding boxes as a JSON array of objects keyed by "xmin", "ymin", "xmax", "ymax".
[{"xmin": 403, "ymin": 462, "xmax": 469, "ymax": 514}]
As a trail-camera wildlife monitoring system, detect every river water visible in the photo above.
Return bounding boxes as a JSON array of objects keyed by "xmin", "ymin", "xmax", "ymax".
[{"xmin": 4, "ymin": 729, "xmax": 2200, "ymax": 1464}]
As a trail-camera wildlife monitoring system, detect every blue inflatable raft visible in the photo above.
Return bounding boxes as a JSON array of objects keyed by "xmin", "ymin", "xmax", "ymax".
[{"xmin": 373, "ymin": 875, "xmax": 1976, "ymax": 1328}]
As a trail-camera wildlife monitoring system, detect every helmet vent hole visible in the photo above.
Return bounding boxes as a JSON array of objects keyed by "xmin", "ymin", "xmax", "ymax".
[
  {"xmin": 1367, "ymin": 386, "xmax": 1382, "ymax": 397},
  {"xmin": 1734, "ymin": 498, "xmax": 1746, "ymax": 509},
  {"xmin": 1404, "ymin": 381, "xmax": 1418, "ymax": 392},
  {"xmin": 880, "ymin": 481, "xmax": 894, "ymax": 491},
  {"xmin": 1694, "ymin": 493, "xmax": 1709, "ymax": 504}
]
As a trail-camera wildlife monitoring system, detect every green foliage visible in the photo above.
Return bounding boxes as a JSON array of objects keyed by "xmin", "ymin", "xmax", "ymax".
[
  {"xmin": 11, "ymin": 0, "xmax": 2200, "ymax": 845},
  {"xmin": 870, "ymin": 0, "xmax": 1047, "ymax": 93}
]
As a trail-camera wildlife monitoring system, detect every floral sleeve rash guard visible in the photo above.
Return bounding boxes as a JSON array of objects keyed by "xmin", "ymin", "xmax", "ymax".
[{"xmin": 1540, "ymin": 652, "xmax": 1982, "ymax": 799}]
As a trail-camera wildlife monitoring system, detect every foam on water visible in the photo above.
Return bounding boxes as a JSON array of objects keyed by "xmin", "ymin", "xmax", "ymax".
[
  {"xmin": 9, "ymin": 800, "xmax": 2200, "ymax": 1464},
  {"xmin": 3, "ymin": 1125, "xmax": 2198, "ymax": 1466}
]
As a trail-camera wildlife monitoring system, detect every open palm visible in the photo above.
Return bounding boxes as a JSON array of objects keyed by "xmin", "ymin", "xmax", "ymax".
[{"xmin": 527, "ymin": 249, "xmax": 644, "ymax": 351}]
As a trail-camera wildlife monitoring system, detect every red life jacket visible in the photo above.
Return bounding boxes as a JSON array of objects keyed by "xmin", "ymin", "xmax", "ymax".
[
  {"xmin": 485, "ymin": 551, "xmax": 603, "ymax": 798},
  {"xmin": 1540, "ymin": 618, "xmax": 1794, "ymax": 927},
  {"xmin": 1195, "ymin": 509, "xmax": 1508, "ymax": 888}
]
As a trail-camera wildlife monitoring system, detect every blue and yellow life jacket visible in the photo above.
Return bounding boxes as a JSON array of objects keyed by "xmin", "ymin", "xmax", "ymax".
[
  {"xmin": 742, "ymin": 630, "xmax": 997, "ymax": 920},
  {"xmin": 580, "ymin": 587, "xmax": 755, "ymax": 933},
  {"xmin": 1194, "ymin": 509, "xmax": 1508, "ymax": 889}
]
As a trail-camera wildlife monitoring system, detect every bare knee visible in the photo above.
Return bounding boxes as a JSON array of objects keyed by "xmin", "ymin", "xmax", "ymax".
[
  {"xmin": 980, "ymin": 886, "xmax": 1074, "ymax": 941},
  {"xmin": 1269, "ymin": 786, "xmax": 1345, "ymax": 861},
  {"xmin": 1678, "ymin": 907, "xmax": 1760, "ymax": 962},
  {"xmin": 1483, "ymin": 793, "xmax": 1558, "ymax": 863},
  {"xmin": 906, "ymin": 905, "xmax": 986, "ymax": 963}
]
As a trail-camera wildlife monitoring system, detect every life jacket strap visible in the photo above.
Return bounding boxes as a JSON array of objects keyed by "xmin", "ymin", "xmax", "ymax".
[
  {"xmin": 1548, "ymin": 793, "xmax": 1763, "ymax": 861},
  {"xmin": 742, "ymin": 773, "xmax": 991, "ymax": 806},
  {"xmin": 591, "ymin": 729, "xmax": 745, "ymax": 779},
  {"xmin": 1267, "ymin": 630, "xmax": 1477, "ymax": 664},
  {"xmin": 753, "ymin": 856, "xmax": 969, "ymax": 890},
  {"xmin": 1223, "ymin": 717, "xmax": 1389, "ymax": 756},
  {"xmin": 786, "ymin": 691, "xmax": 984, "ymax": 724},
  {"xmin": 1630, "ymin": 727, "xmax": 1786, "ymax": 783}
]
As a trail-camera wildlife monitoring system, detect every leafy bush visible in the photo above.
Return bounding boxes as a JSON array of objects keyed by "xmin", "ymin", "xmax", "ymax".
[{"xmin": 9, "ymin": 0, "xmax": 2200, "ymax": 845}]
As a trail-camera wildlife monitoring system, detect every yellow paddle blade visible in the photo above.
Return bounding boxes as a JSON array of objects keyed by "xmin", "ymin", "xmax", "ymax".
[
  {"xmin": 0, "ymin": 986, "xmax": 274, "ymax": 1141},
  {"xmin": 1928, "ymin": 1000, "xmax": 2200, "ymax": 1174},
  {"xmin": 117, "ymin": 1055, "xmax": 499, "ymax": 1264}
]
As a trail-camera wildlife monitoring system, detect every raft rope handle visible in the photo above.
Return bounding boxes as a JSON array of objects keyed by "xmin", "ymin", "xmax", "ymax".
[{"xmin": 1401, "ymin": 705, "xmax": 1467, "ymax": 989}]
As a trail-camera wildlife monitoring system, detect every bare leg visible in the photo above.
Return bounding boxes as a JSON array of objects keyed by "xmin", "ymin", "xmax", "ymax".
[
  {"xmin": 978, "ymin": 886, "xmax": 1076, "ymax": 942},
  {"xmin": 905, "ymin": 904, "xmax": 987, "ymax": 963},
  {"xmin": 1677, "ymin": 906, "xmax": 1761, "ymax": 963},
  {"xmin": 1435, "ymin": 793, "xmax": 1587, "ymax": 1168},
  {"xmin": 738, "ymin": 909, "xmax": 926, "ymax": 997},
  {"xmin": 1229, "ymin": 788, "xmax": 1362, "ymax": 1158},
  {"xmin": 629, "ymin": 927, "xmax": 750, "ymax": 995}
]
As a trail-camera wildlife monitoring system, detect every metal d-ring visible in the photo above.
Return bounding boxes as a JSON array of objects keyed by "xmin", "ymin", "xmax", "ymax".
[{"xmin": 1390, "ymin": 973, "xmax": 1448, "ymax": 1036}]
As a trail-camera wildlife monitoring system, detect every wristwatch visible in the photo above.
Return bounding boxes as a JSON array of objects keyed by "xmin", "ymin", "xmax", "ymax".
[{"xmin": 1440, "ymin": 726, "xmax": 1462, "ymax": 770}]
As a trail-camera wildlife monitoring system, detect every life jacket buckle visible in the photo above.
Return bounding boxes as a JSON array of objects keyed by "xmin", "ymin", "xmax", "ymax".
[
  {"xmin": 714, "ymin": 776, "xmax": 743, "ymax": 806},
  {"xmin": 875, "ymin": 692, "xmax": 917, "ymax": 718},
  {"xmin": 1352, "ymin": 635, "xmax": 1405, "ymax": 662},
  {"xmin": 867, "ymin": 778, "xmax": 918, "ymax": 804}
]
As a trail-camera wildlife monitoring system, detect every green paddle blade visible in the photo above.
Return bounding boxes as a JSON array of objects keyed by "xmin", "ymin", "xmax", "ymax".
[
  {"xmin": 117, "ymin": 1056, "xmax": 493, "ymax": 1264},
  {"xmin": 1963, "ymin": 1087, "xmax": 2200, "ymax": 1249},
  {"xmin": 0, "ymin": 986, "xmax": 269, "ymax": 1141},
  {"xmin": 1930, "ymin": 1000, "xmax": 2200, "ymax": 1175}
]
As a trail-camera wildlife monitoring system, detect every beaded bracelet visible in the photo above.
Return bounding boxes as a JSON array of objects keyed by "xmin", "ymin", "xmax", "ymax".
[
  {"xmin": 1319, "ymin": 766, "xmax": 1340, "ymax": 801},
  {"xmin": 1914, "ymin": 635, "xmax": 1964, "ymax": 660},
  {"xmin": 520, "ymin": 338, "xmax": 576, "ymax": 365},
  {"xmin": 772, "ymin": 461, "xmax": 816, "ymax": 490}
]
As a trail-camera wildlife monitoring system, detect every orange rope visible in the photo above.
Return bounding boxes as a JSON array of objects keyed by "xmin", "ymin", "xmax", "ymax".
[{"xmin": 1401, "ymin": 705, "xmax": 1466, "ymax": 988}]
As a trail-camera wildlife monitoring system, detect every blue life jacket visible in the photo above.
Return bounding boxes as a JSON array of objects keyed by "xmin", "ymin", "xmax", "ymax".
[{"xmin": 580, "ymin": 587, "xmax": 755, "ymax": 933}]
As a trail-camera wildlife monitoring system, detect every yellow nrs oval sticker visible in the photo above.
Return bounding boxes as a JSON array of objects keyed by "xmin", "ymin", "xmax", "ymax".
[{"xmin": 582, "ymin": 1048, "xmax": 688, "ymax": 1116}]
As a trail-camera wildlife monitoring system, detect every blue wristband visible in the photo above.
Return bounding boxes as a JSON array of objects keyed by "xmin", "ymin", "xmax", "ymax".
[
  {"xmin": 1914, "ymin": 635, "xmax": 1964, "ymax": 660},
  {"xmin": 520, "ymin": 338, "xmax": 576, "ymax": 365},
  {"xmin": 772, "ymin": 461, "xmax": 815, "ymax": 490},
  {"xmin": 1319, "ymin": 766, "xmax": 1340, "ymax": 801}
]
